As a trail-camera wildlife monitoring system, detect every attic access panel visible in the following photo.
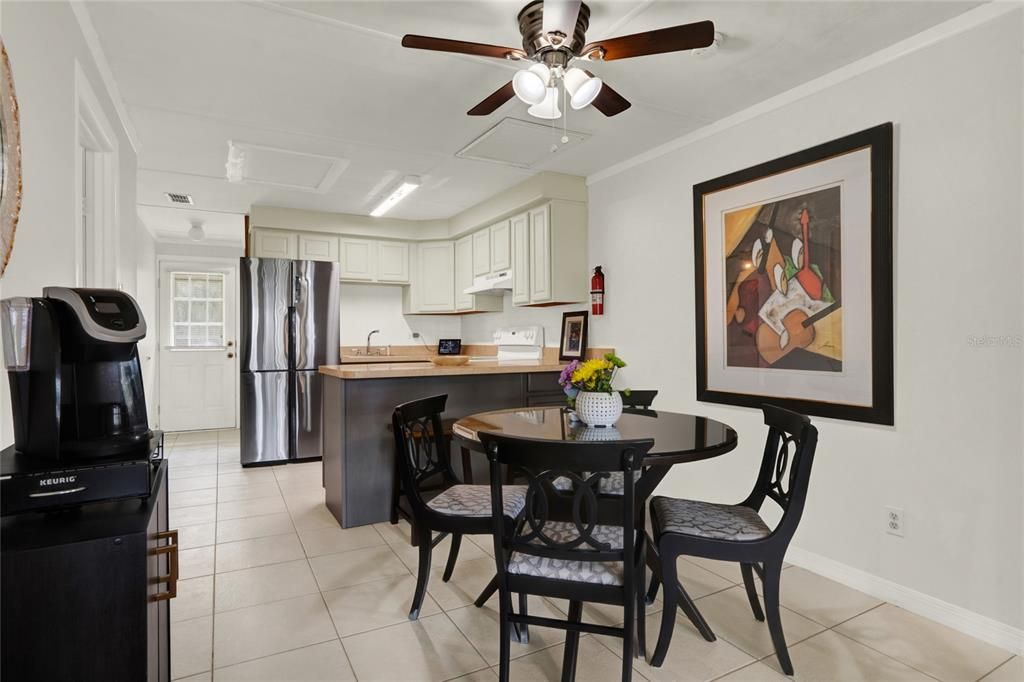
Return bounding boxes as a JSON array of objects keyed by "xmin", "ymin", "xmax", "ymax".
[
  {"xmin": 228, "ymin": 141, "xmax": 349, "ymax": 193},
  {"xmin": 456, "ymin": 118, "xmax": 589, "ymax": 169}
]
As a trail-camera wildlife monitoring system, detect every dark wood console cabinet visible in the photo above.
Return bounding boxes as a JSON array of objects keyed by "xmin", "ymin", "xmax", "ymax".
[{"xmin": 1, "ymin": 460, "xmax": 174, "ymax": 681}]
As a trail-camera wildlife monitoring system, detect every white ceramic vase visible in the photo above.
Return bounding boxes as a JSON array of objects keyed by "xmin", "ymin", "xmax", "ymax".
[{"xmin": 574, "ymin": 391, "xmax": 623, "ymax": 428}]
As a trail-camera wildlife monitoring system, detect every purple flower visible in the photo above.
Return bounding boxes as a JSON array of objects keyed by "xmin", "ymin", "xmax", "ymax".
[{"xmin": 558, "ymin": 360, "xmax": 580, "ymax": 387}]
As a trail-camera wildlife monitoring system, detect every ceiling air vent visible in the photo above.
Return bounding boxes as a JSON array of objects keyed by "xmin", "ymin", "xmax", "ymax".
[{"xmin": 165, "ymin": 192, "xmax": 194, "ymax": 205}]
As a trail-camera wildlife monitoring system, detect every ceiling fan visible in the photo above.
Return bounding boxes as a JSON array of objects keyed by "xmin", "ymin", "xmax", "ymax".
[{"xmin": 401, "ymin": 0, "xmax": 715, "ymax": 119}]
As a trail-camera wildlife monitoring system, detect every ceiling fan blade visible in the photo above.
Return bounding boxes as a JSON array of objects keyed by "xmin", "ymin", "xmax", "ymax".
[
  {"xmin": 401, "ymin": 34, "xmax": 525, "ymax": 60},
  {"xmin": 586, "ymin": 75, "xmax": 631, "ymax": 117},
  {"xmin": 542, "ymin": 0, "xmax": 582, "ymax": 39},
  {"xmin": 581, "ymin": 20, "xmax": 715, "ymax": 61},
  {"xmin": 467, "ymin": 81, "xmax": 515, "ymax": 116}
]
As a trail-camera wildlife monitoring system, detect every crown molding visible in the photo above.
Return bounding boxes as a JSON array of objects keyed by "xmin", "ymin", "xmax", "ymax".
[
  {"xmin": 69, "ymin": 0, "xmax": 139, "ymax": 154},
  {"xmin": 588, "ymin": 3, "xmax": 1020, "ymax": 185}
]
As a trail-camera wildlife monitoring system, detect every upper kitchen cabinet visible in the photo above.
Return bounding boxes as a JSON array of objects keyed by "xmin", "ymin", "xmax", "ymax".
[
  {"xmin": 298, "ymin": 233, "xmax": 340, "ymax": 262},
  {"xmin": 403, "ymin": 241, "xmax": 455, "ymax": 313},
  {"xmin": 251, "ymin": 229, "xmax": 298, "ymax": 259},
  {"xmin": 377, "ymin": 241, "xmax": 409, "ymax": 284},
  {"xmin": 454, "ymin": 235, "xmax": 503, "ymax": 314},
  {"xmin": 472, "ymin": 229, "xmax": 490, "ymax": 277},
  {"xmin": 511, "ymin": 212, "xmax": 530, "ymax": 305},
  {"xmin": 490, "ymin": 219, "xmax": 511, "ymax": 272},
  {"xmin": 512, "ymin": 201, "xmax": 587, "ymax": 306},
  {"xmin": 339, "ymin": 238, "xmax": 375, "ymax": 281}
]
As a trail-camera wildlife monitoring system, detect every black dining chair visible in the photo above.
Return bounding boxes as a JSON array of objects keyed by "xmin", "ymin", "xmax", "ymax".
[
  {"xmin": 644, "ymin": 405, "xmax": 818, "ymax": 674},
  {"xmin": 392, "ymin": 394, "xmax": 530, "ymax": 620},
  {"xmin": 481, "ymin": 432, "xmax": 655, "ymax": 682},
  {"xmin": 620, "ymin": 390, "xmax": 658, "ymax": 410}
]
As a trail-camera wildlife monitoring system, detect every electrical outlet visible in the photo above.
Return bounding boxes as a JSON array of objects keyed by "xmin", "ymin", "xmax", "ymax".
[{"xmin": 885, "ymin": 506, "xmax": 904, "ymax": 537}]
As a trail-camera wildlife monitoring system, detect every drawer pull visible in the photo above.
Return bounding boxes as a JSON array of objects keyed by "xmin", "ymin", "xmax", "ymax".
[{"xmin": 150, "ymin": 529, "xmax": 179, "ymax": 601}]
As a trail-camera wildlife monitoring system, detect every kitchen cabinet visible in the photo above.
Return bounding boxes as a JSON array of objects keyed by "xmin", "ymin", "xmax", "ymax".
[
  {"xmin": 339, "ymin": 238, "xmax": 375, "ymax": 281},
  {"xmin": 252, "ymin": 229, "xmax": 298, "ymax": 259},
  {"xmin": 404, "ymin": 241, "xmax": 455, "ymax": 313},
  {"xmin": 454, "ymin": 236, "xmax": 474, "ymax": 311},
  {"xmin": 2, "ymin": 461, "xmax": 172, "ymax": 681},
  {"xmin": 248, "ymin": 193, "xmax": 586, "ymax": 311},
  {"xmin": 511, "ymin": 201, "xmax": 588, "ymax": 306},
  {"xmin": 377, "ymin": 241, "xmax": 409, "ymax": 283},
  {"xmin": 472, "ymin": 229, "xmax": 490, "ymax": 276},
  {"xmin": 454, "ymin": 236, "xmax": 503, "ymax": 313},
  {"xmin": 491, "ymin": 219, "xmax": 511, "ymax": 271},
  {"xmin": 511, "ymin": 211, "xmax": 530, "ymax": 305},
  {"xmin": 298, "ymin": 233, "xmax": 340, "ymax": 262},
  {"xmin": 529, "ymin": 204, "xmax": 552, "ymax": 303}
]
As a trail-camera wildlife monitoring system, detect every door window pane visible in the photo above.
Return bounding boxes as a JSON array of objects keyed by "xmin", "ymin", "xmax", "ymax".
[{"xmin": 170, "ymin": 272, "xmax": 226, "ymax": 348}]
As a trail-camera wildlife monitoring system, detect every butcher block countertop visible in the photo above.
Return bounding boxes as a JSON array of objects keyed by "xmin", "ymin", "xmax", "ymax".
[{"xmin": 319, "ymin": 359, "xmax": 569, "ymax": 380}]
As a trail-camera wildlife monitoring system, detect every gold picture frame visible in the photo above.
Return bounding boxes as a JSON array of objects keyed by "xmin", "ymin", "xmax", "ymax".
[{"xmin": 0, "ymin": 38, "xmax": 22, "ymax": 278}]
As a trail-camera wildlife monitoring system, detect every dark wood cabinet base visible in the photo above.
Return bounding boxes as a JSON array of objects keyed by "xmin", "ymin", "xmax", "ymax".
[{"xmin": 322, "ymin": 372, "xmax": 562, "ymax": 528}]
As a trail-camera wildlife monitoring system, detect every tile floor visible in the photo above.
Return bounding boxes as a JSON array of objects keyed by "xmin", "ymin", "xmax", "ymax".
[{"xmin": 166, "ymin": 430, "xmax": 1019, "ymax": 682}]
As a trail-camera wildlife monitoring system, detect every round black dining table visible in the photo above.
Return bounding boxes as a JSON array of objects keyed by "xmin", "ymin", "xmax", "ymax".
[
  {"xmin": 452, "ymin": 406, "xmax": 739, "ymax": 497},
  {"xmin": 451, "ymin": 405, "xmax": 740, "ymax": 626}
]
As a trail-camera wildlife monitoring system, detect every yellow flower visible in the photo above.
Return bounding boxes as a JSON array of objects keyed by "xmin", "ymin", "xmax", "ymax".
[{"xmin": 571, "ymin": 358, "xmax": 613, "ymax": 390}]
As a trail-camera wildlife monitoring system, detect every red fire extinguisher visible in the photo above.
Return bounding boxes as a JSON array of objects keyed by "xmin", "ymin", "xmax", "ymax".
[{"xmin": 591, "ymin": 266, "xmax": 605, "ymax": 316}]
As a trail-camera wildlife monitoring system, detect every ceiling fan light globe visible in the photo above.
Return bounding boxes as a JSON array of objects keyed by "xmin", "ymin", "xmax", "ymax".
[
  {"xmin": 563, "ymin": 67, "xmax": 602, "ymax": 109},
  {"xmin": 512, "ymin": 63, "xmax": 550, "ymax": 105},
  {"xmin": 527, "ymin": 86, "xmax": 561, "ymax": 120}
]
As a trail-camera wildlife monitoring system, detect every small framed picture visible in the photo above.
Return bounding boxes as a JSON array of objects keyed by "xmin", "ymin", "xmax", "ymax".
[{"xmin": 559, "ymin": 311, "xmax": 589, "ymax": 361}]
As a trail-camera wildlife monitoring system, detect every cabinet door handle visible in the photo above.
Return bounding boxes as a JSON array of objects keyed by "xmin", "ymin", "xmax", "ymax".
[{"xmin": 150, "ymin": 529, "xmax": 179, "ymax": 602}]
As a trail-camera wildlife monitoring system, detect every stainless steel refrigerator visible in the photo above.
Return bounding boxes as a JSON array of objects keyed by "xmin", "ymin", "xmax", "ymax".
[{"xmin": 239, "ymin": 258, "xmax": 340, "ymax": 466}]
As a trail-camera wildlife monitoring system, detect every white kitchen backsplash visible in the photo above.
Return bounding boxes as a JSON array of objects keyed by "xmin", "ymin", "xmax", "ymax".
[
  {"xmin": 458, "ymin": 296, "xmax": 583, "ymax": 346},
  {"xmin": 339, "ymin": 284, "xmax": 460, "ymax": 347},
  {"xmin": 340, "ymin": 284, "xmax": 586, "ymax": 348}
]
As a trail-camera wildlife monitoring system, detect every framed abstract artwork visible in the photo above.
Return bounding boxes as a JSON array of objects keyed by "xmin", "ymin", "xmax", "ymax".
[{"xmin": 694, "ymin": 123, "xmax": 894, "ymax": 425}]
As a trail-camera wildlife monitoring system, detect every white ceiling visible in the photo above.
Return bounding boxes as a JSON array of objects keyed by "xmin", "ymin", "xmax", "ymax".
[{"xmin": 87, "ymin": 0, "xmax": 978, "ymax": 238}]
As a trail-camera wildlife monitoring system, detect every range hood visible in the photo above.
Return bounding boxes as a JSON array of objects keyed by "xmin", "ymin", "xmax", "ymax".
[{"xmin": 464, "ymin": 270, "xmax": 512, "ymax": 295}]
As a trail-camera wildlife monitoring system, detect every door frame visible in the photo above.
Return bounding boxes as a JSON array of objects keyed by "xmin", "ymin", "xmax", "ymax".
[{"xmin": 155, "ymin": 255, "xmax": 240, "ymax": 431}]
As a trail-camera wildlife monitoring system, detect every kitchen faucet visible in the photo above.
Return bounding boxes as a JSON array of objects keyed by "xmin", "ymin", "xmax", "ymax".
[{"xmin": 366, "ymin": 329, "xmax": 380, "ymax": 355}]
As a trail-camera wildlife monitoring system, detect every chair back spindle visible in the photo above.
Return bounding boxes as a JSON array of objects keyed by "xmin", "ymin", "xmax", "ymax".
[
  {"xmin": 742, "ymin": 404, "xmax": 819, "ymax": 539},
  {"xmin": 392, "ymin": 394, "xmax": 458, "ymax": 517}
]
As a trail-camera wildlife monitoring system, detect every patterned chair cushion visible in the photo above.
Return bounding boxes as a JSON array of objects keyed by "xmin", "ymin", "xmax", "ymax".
[
  {"xmin": 550, "ymin": 471, "xmax": 640, "ymax": 495},
  {"xmin": 427, "ymin": 484, "xmax": 528, "ymax": 518},
  {"xmin": 508, "ymin": 521, "xmax": 627, "ymax": 586},
  {"xmin": 651, "ymin": 496, "xmax": 771, "ymax": 542}
]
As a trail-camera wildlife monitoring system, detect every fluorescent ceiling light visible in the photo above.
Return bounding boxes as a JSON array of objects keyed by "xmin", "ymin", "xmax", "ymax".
[
  {"xmin": 225, "ymin": 141, "xmax": 246, "ymax": 183},
  {"xmin": 370, "ymin": 176, "xmax": 421, "ymax": 217}
]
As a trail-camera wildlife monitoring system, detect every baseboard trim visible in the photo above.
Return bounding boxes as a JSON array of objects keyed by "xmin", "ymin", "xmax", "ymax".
[{"xmin": 786, "ymin": 546, "xmax": 1024, "ymax": 656}]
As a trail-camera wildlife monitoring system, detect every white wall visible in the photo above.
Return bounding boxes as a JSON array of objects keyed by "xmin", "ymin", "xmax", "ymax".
[
  {"xmin": 0, "ymin": 1, "xmax": 142, "ymax": 446},
  {"xmin": 587, "ymin": 13, "xmax": 1023, "ymax": 633},
  {"xmin": 135, "ymin": 224, "xmax": 158, "ymax": 418},
  {"xmin": 339, "ymin": 284, "xmax": 460, "ymax": 348}
]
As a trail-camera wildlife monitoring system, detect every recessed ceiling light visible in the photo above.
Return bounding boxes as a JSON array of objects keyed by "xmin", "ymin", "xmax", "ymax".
[{"xmin": 370, "ymin": 176, "xmax": 421, "ymax": 217}]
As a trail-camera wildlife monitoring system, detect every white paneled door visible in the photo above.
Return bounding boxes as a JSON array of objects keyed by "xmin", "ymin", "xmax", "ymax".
[{"xmin": 158, "ymin": 262, "xmax": 237, "ymax": 431}]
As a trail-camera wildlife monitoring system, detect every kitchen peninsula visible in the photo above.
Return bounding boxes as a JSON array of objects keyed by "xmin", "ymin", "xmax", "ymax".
[{"xmin": 319, "ymin": 348, "xmax": 610, "ymax": 528}]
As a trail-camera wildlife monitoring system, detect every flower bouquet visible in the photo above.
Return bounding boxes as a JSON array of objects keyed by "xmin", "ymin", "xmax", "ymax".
[{"xmin": 557, "ymin": 353, "xmax": 628, "ymax": 427}]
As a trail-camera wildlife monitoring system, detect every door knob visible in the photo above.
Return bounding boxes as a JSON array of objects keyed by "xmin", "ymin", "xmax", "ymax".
[
  {"xmin": 227, "ymin": 352, "xmax": 235, "ymax": 358},
  {"xmin": 227, "ymin": 341, "xmax": 234, "ymax": 347}
]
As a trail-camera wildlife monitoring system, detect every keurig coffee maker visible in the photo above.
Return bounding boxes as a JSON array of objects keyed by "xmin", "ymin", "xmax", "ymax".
[{"xmin": 0, "ymin": 288, "xmax": 160, "ymax": 514}]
